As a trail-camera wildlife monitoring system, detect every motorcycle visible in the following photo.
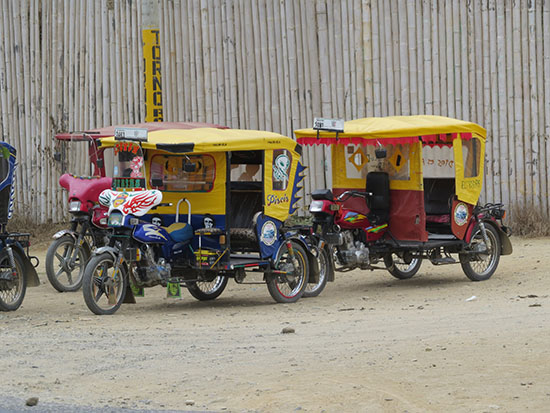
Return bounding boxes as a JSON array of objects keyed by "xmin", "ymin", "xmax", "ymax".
[
  {"xmin": 81, "ymin": 126, "xmax": 315, "ymax": 315},
  {"xmin": 45, "ymin": 174, "xmax": 111, "ymax": 292},
  {"xmin": 296, "ymin": 116, "xmax": 512, "ymax": 282},
  {"xmin": 0, "ymin": 141, "xmax": 40, "ymax": 311}
]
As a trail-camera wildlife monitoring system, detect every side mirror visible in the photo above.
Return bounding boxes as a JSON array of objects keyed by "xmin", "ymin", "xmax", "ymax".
[
  {"xmin": 375, "ymin": 147, "xmax": 387, "ymax": 159},
  {"xmin": 151, "ymin": 178, "xmax": 164, "ymax": 187},
  {"xmin": 183, "ymin": 162, "xmax": 197, "ymax": 173}
]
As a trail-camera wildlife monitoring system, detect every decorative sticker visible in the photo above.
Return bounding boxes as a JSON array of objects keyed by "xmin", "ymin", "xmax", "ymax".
[
  {"xmin": 203, "ymin": 214, "xmax": 215, "ymax": 228},
  {"xmin": 142, "ymin": 224, "xmax": 167, "ymax": 241},
  {"xmin": 121, "ymin": 190, "xmax": 162, "ymax": 216},
  {"xmin": 273, "ymin": 153, "xmax": 290, "ymax": 183},
  {"xmin": 344, "ymin": 211, "xmax": 367, "ymax": 223},
  {"xmin": 260, "ymin": 220, "xmax": 277, "ymax": 246},
  {"xmin": 130, "ymin": 156, "xmax": 144, "ymax": 178},
  {"xmin": 454, "ymin": 202, "xmax": 469, "ymax": 226}
]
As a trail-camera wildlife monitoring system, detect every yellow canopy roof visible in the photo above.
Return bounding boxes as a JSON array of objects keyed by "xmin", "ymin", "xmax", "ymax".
[
  {"xmin": 99, "ymin": 127, "xmax": 301, "ymax": 154},
  {"xmin": 294, "ymin": 115, "xmax": 486, "ymax": 143}
]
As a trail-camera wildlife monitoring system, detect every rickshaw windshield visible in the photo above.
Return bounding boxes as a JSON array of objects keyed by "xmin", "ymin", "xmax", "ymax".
[{"xmin": 112, "ymin": 140, "xmax": 146, "ymax": 190}]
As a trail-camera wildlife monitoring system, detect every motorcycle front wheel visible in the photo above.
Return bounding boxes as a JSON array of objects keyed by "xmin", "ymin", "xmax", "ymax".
[
  {"xmin": 46, "ymin": 235, "xmax": 89, "ymax": 292},
  {"xmin": 187, "ymin": 274, "xmax": 228, "ymax": 300},
  {"xmin": 266, "ymin": 241, "xmax": 309, "ymax": 304},
  {"xmin": 0, "ymin": 250, "xmax": 26, "ymax": 311},
  {"xmin": 384, "ymin": 253, "xmax": 422, "ymax": 280},
  {"xmin": 82, "ymin": 253, "xmax": 127, "ymax": 315},
  {"xmin": 459, "ymin": 224, "xmax": 501, "ymax": 281}
]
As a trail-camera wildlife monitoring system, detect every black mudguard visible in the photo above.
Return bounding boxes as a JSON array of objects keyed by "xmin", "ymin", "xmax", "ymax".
[
  {"xmin": 12, "ymin": 245, "xmax": 40, "ymax": 287},
  {"xmin": 486, "ymin": 221, "xmax": 513, "ymax": 256},
  {"xmin": 323, "ymin": 244, "xmax": 336, "ymax": 282}
]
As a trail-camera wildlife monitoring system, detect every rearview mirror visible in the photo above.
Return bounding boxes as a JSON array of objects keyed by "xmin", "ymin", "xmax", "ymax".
[
  {"xmin": 183, "ymin": 162, "xmax": 197, "ymax": 173},
  {"xmin": 375, "ymin": 147, "xmax": 387, "ymax": 159},
  {"xmin": 151, "ymin": 178, "xmax": 164, "ymax": 187}
]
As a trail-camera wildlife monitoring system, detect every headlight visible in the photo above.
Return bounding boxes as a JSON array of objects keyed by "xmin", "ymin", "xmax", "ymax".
[
  {"xmin": 309, "ymin": 200, "xmax": 324, "ymax": 213},
  {"xmin": 108, "ymin": 211, "xmax": 124, "ymax": 227},
  {"xmin": 69, "ymin": 200, "xmax": 82, "ymax": 212}
]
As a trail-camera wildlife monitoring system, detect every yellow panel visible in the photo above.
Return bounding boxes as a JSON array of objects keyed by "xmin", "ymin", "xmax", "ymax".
[
  {"xmin": 453, "ymin": 136, "xmax": 484, "ymax": 205},
  {"xmin": 264, "ymin": 149, "xmax": 299, "ymax": 221},
  {"xmin": 142, "ymin": 29, "xmax": 163, "ymax": 122}
]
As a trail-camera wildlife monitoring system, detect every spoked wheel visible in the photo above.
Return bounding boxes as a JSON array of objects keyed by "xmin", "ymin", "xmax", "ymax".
[
  {"xmin": 187, "ymin": 274, "xmax": 228, "ymax": 301},
  {"xmin": 0, "ymin": 250, "xmax": 26, "ymax": 311},
  {"xmin": 82, "ymin": 253, "xmax": 127, "ymax": 315},
  {"xmin": 266, "ymin": 241, "xmax": 309, "ymax": 303},
  {"xmin": 46, "ymin": 235, "xmax": 89, "ymax": 292},
  {"xmin": 384, "ymin": 253, "xmax": 422, "ymax": 280},
  {"xmin": 460, "ymin": 224, "xmax": 501, "ymax": 281},
  {"xmin": 303, "ymin": 247, "xmax": 329, "ymax": 298}
]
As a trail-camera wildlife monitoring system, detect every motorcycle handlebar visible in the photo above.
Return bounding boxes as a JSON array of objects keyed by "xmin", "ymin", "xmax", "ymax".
[{"xmin": 336, "ymin": 190, "xmax": 373, "ymax": 202}]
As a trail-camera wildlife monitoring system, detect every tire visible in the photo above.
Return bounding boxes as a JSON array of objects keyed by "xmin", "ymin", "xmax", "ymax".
[
  {"xmin": 266, "ymin": 241, "xmax": 309, "ymax": 303},
  {"xmin": 303, "ymin": 247, "xmax": 329, "ymax": 298},
  {"xmin": 82, "ymin": 253, "xmax": 127, "ymax": 315},
  {"xmin": 187, "ymin": 275, "xmax": 228, "ymax": 300},
  {"xmin": 0, "ymin": 250, "xmax": 26, "ymax": 311},
  {"xmin": 46, "ymin": 235, "xmax": 89, "ymax": 292},
  {"xmin": 384, "ymin": 253, "xmax": 422, "ymax": 280},
  {"xmin": 460, "ymin": 224, "xmax": 501, "ymax": 281}
]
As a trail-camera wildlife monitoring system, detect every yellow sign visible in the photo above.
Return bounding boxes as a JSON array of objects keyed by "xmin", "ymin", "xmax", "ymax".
[{"xmin": 143, "ymin": 29, "xmax": 163, "ymax": 122}]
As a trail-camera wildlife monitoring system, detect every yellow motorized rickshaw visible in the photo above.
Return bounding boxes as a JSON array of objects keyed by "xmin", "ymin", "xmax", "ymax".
[
  {"xmin": 295, "ymin": 115, "xmax": 512, "ymax": 282},
  {"xmin": 81, "ymin": 127, "xmax": 317, "ymax": 315}
]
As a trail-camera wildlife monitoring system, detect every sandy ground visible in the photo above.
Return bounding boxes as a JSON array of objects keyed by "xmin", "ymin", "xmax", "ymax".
[{"xmin": 0, "ymin": 237, "xmax": 549, "ymax": 412}]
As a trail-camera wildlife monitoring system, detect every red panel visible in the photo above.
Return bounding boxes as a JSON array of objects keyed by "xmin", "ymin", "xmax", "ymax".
[{"xmin": 332, "ymin": 188, "xmax": 427, "ymax": 242}]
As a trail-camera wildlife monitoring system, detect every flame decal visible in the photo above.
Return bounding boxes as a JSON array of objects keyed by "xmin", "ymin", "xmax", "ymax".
[{"xmin": 122, "ymin": 190, "xmax": 161, "ymax": 215}]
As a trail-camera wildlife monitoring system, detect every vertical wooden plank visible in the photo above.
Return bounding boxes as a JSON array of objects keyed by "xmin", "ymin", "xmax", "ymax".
[
  {"xmin": 496, "ymin": 0, "xmax": 508, "ymax": 206},
  {"xmin": 370, "ymin": 0, "xmax": 381, "ymax": 116},
  {"xmin": 407, "ymin": 0, "xmax": 417, "ymax": 115},
  {"xmin": 480, "ymin": 0, "xmax": 493, "ymax": 203},
  {"xmin": 422, "ymin": 0, "xmax": 432, "ymax": 115},
  {"xmin": 266, "ymin": 0, "xmax": 280, "ymax": 131},
  {"xmin": 535, "ymin": 2, "xmax": 547, "ymax": 214},
  {"xmin": 504, "ymin": 0, "xmax": 516, "ymax": 207},
  {"xmin": 391, "ymin": 0, "xmax": 401, "ymax": 114},
  {"xmin": 512, "ymin": 1, "xmax": 524, "ymax": 204},
  {"xmin": 363, "ymin": 0, "xmax": 374, "ymax": 117},
  {"xmin": 257, "ymin": 0, "xmax": 271, "ymax": 130},
  {"xmin": 272, "ymin": 0, "xmax": 287, "ymax": 133},
  {"xmin": 431, "ymin": 0, "xmax": 441, "ymax": 115},
  {"xmin": 382, "ymin": 0, "xmax": 394, "ymax": 116},
  {"xmin": 527, "ymin": 1, "xmax": 539, "ymax": 206},
  {"xmin": 213, "ymin": 0, "xmax": 226, "ymax": 126},
  {"xmin": 521, "ymin": 2, "xmax": 532, "ymax": 204},
  {"xmin": 543, "ymin": 0, "xmax": 550, "ymax": 214}
]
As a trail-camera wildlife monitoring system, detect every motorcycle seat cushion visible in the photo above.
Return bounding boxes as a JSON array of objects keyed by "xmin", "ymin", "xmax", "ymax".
[
  {"xmin": 311, "ymin": 189, "xmax": 334, "ymax": 201},
  {"xmin": 165, "ymin": 222, "xmax": 193, "ymax": 242}
]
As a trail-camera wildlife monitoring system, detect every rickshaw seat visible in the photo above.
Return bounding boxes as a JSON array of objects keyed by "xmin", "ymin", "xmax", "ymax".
[
  {"xmin": 365, "ymin": 172, "xmax": 390, "ymax": 224},
  {"xmin": 165, "ymin": 222, "xmax": 193, "ymax": 243}
]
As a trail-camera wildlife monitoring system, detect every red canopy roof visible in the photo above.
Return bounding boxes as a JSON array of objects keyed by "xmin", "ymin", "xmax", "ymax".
[{"xmin": 55, "ymin": 121, "xmax": 228, "ymax": 141}]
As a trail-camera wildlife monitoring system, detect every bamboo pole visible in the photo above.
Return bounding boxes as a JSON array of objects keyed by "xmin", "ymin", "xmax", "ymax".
[
  {"xmin": 504, "ymin": 0, "xmax": 516, "ymax": 208},
  {"xmin": 382, "ymin": 0, "xmax": 393, "ymax": 115},
  {"xmin": 535, "ymin": 3, "xmax": 546, "ymax": 215},
  {"xmin": 521, "ymin": 2, "xmax": 532, "ymax": 204},
  {"xmin": 512, "ymin": 1, "xmax": 524, "ymax": 204},
  {"xmin": 370, "ymin": 0, "xmax": 381, "ymax": 116},
  {"xmin": 213, "ymin": 0, "xmax": 225, "ymax": 126},
  {"xmin": 363, "ymin": 0, "xmax": 374, "ymax": 117},
  {"xmin": 266, "ymin": 0, "xmax": 280, "ymax": 132},
  {"xmin": 527, "ymin": 1, "xmax": 539, "ymax": 207},
  {"xmin": 274, "ymin": 0, "xmax": 288, "ymax": 133},
  {"xmin": 399, "ymin": 0, "xmax": 411, "ymax": 115},
  {"xmin": 257, "ymin": 0, "xmax": 270, "ymax": 130},
  {"xmin": 496, "ymin": 0, "xmax": 508, "ymax": 206},
  {"xmin": 544, "ymin": 0, "xmax": 550, "ymax": 215}
]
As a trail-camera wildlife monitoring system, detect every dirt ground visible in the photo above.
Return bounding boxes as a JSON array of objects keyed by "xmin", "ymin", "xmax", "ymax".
[{"xmin": 1, "ymin": 237, "xmax": 549, "ymax": 412}]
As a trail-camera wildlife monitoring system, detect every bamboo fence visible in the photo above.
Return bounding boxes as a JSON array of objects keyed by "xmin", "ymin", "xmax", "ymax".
[{"xmin": 0, "ymin": 0, "xmax": 549, "ymax": 223}]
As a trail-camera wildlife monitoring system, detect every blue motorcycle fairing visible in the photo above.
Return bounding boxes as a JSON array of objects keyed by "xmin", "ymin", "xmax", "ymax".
[{"xmin": 133, "ymin": 223, "xmax": 172, "ymax": 244}]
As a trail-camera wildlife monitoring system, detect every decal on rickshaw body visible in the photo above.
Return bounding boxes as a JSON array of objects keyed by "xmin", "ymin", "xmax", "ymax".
[
  {"xmin": 267, "ymin": 193, "xmax": 289, "ymax": 206},
  {"xmin": 273, "ymin": 153, "xmax": 291, "ymax": 184},
  {"xmin": 260, "ymin": 220, "xmax": 277, "ymax": 246},
  {"xmin": 142, "ymin": 224, "xmax": 168, "ymax": 241},
  {"xmin": 122, "ymin": 190, "xmax": 162, "ymax": 215},
  {"xmin": 453, "ymin": 202, "xmax": 469, "ymax": 226}
]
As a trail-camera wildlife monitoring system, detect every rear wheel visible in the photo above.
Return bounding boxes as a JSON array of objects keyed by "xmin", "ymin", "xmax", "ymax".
[
  {"xmin": 82, "ymin": 253, "xmax": 127, "ymax": 315},
  {"xmin": 0, "ymin": 250, "xmax": 26, "ymax": 311},
  {"xmin": 46, "ymin": 235, "xmax": 89, "ymax": 292},
  {"xmin": 384, "ymin": 253, "xmax": 422, "ymax": 280},
  {"xmin": 303, "ymin": 247, "xmax": 329, "ymax": 298},
  {"xmin": 187, "ymin": 275, "xmax": 228, "ymax": 300},
  {"xmin": 460, "ymin": 224, "xmax": 501, "ymax": 281},
  {"xmin": 267, "ymin": 241, "xmax": 309, "ymax": 303}
]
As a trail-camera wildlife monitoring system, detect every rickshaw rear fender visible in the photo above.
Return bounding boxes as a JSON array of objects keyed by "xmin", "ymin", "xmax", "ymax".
[
  {"xmin": 465, "ymin": 219, "xmax": 513, "ymax": 256},
  {"xmin": 322, "ymin": 244, "xmax": 336, "ymax": 282},
  {"xmin": 11, "ymin": 244, "xmax": 40, "ymax": 287}
]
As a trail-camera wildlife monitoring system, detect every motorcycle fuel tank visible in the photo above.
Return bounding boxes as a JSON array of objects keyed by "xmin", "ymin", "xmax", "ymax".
[{"xmin": 133, "ymin": 223, "xmax": 171, "ymax": 244}]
